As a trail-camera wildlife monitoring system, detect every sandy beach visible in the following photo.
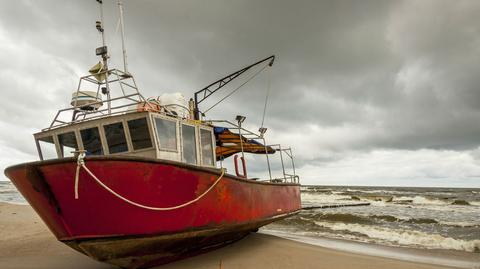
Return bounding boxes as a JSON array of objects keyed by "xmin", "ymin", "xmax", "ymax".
[{"xmin": 0, "ymin": 202, "xmax": 468, "ymax": 269}]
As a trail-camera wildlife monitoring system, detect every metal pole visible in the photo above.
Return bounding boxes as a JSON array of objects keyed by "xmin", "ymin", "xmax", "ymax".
[
  {"xmin": 71, "ymin": 79, "xmax": 82, "ymax": 121},
  {"xmin": 289, "ymin": 148, "xmax": 296, "ymax": 182},
  {"xmin": 117, "ymin": 0, "xmax": 129, "ymax": 74},
  {"xmin": 96, "ymin": 0, "xmax": 111, "ymax": 115},
  {"xmin": 238, "ymin": 122, "xmax": 245, "ymax": 160},
  {"xmin": 278, "ymin": 145, "xmax": 287, "ymax": 182},
  {"xmin": 98, "ymin": 0, "xmax": 106, "ymax": 48},
  {"xmin": 263, "ymin": 138, "xmax": 272, "ymax": 181},
  {"xmin": 193, "ymin": 95, "xmax": 200, "ymax": 120}
]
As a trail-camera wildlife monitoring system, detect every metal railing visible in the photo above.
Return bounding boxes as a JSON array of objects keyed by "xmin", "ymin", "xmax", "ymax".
[
  {"xmin": 46, "ymin": 69, "xmax": 152, "ymax": 131},
  {"xmin": 267, "ymin": 144, "xmax": 299, "ymax": 184},
  {"xmin": 209, "ymin": 120, "xmax": 299, "ymax": 184}
]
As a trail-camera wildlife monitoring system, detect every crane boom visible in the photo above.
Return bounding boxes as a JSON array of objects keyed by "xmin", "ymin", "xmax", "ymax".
[{"xmin": 193, "ymin": 55, "xmax": 275, "ymax": 120}]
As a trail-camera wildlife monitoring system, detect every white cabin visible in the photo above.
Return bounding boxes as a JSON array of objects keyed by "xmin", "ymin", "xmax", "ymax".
[{"xmin": 34, "ymin": 111, "xmax": 216, "ymax": 169}]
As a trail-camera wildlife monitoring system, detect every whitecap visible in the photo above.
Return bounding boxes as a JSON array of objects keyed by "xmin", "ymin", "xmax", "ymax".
[
  {"xmin": 470, "ymin": 201, "xmax": 480, "ymax": 206},
  {"xmin": 411, "ymin": 196, "xmax": 448, "ymax": 205},
  {"xmin": 301, "ymin": 192, "xmax": 351, "ymax": 204},
  {"xmin": 314, "ymin": 221, "xmax": 480, "ymax": 252},
  {"xmin": 438, "ymin": 221, "xmax": 479, "ymax": 228}
]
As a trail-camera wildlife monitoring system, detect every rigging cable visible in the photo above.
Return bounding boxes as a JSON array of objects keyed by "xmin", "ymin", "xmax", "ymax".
[
  {"xmin": 260, "ymin": 66, "xmax": 271, "ymax": 128},
  {"xmin": 203, "ymin": 63, "xmax": 269, "ymax": 114}
]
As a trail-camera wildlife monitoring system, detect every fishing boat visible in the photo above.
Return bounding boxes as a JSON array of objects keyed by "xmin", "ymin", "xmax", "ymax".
[{"xmin": 4, "ymin": 1, "xmax": 301, "ymax": 268}]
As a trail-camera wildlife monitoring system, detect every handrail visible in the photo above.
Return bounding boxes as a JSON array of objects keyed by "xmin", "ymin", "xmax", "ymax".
[
  {"xmin": 210, "ymin": 120, "xmax": 299, "ymax": 184},
  {"xmin": 47, "ymin": 68, "xmax": 150, "ymax": 131},
  {"xmin": 268, "ymin": 144, "xmax": 299, "ymax": 183}
]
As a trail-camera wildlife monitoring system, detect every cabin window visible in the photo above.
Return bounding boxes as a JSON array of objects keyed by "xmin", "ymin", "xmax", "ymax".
[
  {"xmin": 80, "ymin": 127, "xmax": 103, "ymax": 155},
  {"xmin": 200, "ymin": 129, "xmax": 214, "ymax": 166},
  {"xmin": 104, "ymin": 122, "xmax": 128, "ymax": 154},
  {"xmin": 182, "ymin": 124, "xmax": 197, "ymax": 165},
  {"xmin": 154, "ymin": 118, "xmax": 177, "ymax": 151},
  {"xmin": 58, "ymin": 132, "xmax": 78, "ymax": 158},
  {"xmin": 127, "ymin": 118, "xmax": 152, "ymax": 150},
  {"xmin": 37, "ymin": 136, "xmax": 57, "ymax": 160}
]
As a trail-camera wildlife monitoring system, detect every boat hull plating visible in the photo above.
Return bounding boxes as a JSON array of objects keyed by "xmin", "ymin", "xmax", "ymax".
[{"xmin": 4, "ymin": 156, "xmax": 301, "ymax": 268}]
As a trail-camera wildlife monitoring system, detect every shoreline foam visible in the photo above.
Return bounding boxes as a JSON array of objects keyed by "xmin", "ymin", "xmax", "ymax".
[{"xmin": 260, "ymin": 229, "xmax": 480, "ymax": 269}]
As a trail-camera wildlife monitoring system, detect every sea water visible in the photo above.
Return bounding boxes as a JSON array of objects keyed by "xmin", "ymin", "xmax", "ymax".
[
  {"xmin": 0, "ymin": 181, "xmax": 26, "ymax": 204},
  {"xmin": 264, "ymin": 186, "xmax": 480, "ymax": 254}
]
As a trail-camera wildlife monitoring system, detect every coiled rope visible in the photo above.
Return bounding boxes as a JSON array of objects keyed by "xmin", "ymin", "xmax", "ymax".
[{"xmin": 74, "ymin": 152, "xmax": 225, "ymax": 211}]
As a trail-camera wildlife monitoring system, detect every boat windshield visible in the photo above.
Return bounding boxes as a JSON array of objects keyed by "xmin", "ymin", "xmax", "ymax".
[
  {"xmin": 104, "ymin": 122, "xmax": 128, "ymax": 154},
  {"xmin": 154, "ymin": 118, "xmax": 177, "ymax": 151},
  {"xmin": 200, "ymin": 129, "xmax": 214, "ymax": 166},
  {"xmin": 127, "ymin": 118, "xmax": 152, "ymax": 150},
  {"xmin": 37, "ymin": 136, "xmax": 57, "ymax": 160},
  {"xmin": 80, "ymin": 127, "xmax": 104, "ymax": 155},
  {"xmin": 182, "ymin": 124, "xmax": 197, "ymax": 165},
  {"xmin": 58, "ymin": 132, "xmax": 78, "ymax": 158}
]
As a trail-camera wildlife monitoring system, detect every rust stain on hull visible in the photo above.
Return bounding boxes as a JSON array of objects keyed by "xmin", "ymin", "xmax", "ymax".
[
  {"xmin": 65, "ymin": 213, "xmax": 297, "ymax": 269},
  {"xmin": 24, "ymin": 165, "xmax": 62, "ymax": 214}
]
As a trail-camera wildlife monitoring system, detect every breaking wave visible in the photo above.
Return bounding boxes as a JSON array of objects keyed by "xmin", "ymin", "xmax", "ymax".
[
  {"xmin": 288, "ymin": 213, "xmax": 450, "ymax": 226},
  {"xmin": 345, "ymin": 194, "xmax": 474, "ymax": 206},
  {"xmin": 313, "ymin": 213, "xmax": 374, "ymax": 224},
  {"xmin": 0, "ymin": 190, "xmax": 17, "ymax": 194},
  {"xmin": 287, "ymin": 187, "xmax": 480, "ymax": 253},
  {"xmin": 314, "ymin": 221, "xmax": 480, "ymax": 253},
  {"xmin": 451, "ymin": 200, "xmax": 470, "ymax": 206}
]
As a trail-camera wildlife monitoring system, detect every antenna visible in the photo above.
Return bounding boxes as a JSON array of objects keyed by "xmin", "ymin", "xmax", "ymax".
[
  {"xmin": 95, "ymin": 0, "xmax": 108, "ymax": 67},
  {"xmin": 117, "ymin": 0, "xmax": 129, "ymax": 74},
  {"xmin": 95, "ymin": 0, "xmax": 111, "ymax": 114}
]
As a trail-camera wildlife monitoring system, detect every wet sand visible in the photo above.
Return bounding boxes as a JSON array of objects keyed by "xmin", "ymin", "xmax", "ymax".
[{"xmin": 0, "ymin": 202, "xmax": 464, "ymax": 269}]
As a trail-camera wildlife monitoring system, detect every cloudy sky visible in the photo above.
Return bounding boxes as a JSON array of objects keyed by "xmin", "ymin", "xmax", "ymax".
[{"xmin": 1, "ymin": 0, "xmax": 480, "ymax": 187}]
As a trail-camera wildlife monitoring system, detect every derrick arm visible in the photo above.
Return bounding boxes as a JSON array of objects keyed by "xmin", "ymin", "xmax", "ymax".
[{"xmin": 193, "ymin": 55, "xmax": 275, "ymax": 120}]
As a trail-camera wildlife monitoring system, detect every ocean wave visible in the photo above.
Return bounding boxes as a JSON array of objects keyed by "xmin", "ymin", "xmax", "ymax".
[
  {"xmin": 370, "ymin": 215, "xmax": 477, "ymax": 226},
  {"xmin": 345, "ymin": 194, "xmax": 450, "ymax": 206},
  {"xmin": 469, "ymin": 201, "xmax": 480, "ymax": 206},
  {"xmin": 438, "ymin": 221, "xmax": 480, "ymax": 228},
  {"xmin": 301, "ymin": 192, "xmax": 351, "ymax": 204},
  {"xmin": 410, "ymin": 196, "xmax": 448, "ymax": 205},
  {"xmin": 326, "ymin": 213, "xmax": 441, "ymax": 225},
  {"xmin": 312, "ymin": 213, "xmax": 374, "ymax": 225},
  {"xmin": 313, "ymin": 221, "xmax": 480, "ymax": 252},
  {"xmin": 371, "ymin": 214, "xmax": 438, "ymax": 224},
  {"xmin": 350, "ymin": 195, "xmax": 393, "ymax": 202},
  {"xmin": 0, "ymin": 184, "xmax": 18, "ymax": 193},
  {"xmin": 451, "ymin": 200, "xmax": 470, "ymax": 206},
  {"xmin": 389, "ymin": 195, "xmax": 455, "ymax": 206},
  {"xmin": 344, "ymin": 188, "xmax": 416, "ymax": 196},
  {"xmin": 294, "ymin": 211, "xmax": 480, "ymax": 228},
  {"xmin": 302, "ymin": 187, "xmax": 333, "ymax": 194},
  {"xmin": 0, "ymin": 190, "xmax": 18, "ymax": 194}
]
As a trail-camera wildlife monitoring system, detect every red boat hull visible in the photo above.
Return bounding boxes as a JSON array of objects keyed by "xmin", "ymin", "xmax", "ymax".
[{"xmin": 5, "ymin": 156, "xmax": 301, "ymax": 268}]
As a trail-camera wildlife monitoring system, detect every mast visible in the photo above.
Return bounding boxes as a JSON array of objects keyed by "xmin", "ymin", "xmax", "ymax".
[
  {"xmin": 117, "ymin": 0, "xmax": 129, "ymax": 74},
  {"xmin": 95, "ymin": 0, "xmax": 111, "ymax": 114}
]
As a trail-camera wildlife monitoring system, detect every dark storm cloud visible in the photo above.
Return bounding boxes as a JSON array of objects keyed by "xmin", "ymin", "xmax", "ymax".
[{"xmin": 1, "ymin": 0, "xmax": 480, "ymax": 185}]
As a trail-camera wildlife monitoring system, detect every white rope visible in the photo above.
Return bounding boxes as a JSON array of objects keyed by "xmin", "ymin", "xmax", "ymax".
[
  {"xmin": 74, "ymin": 154, "xmax": 225, "ymax": 211},
  {"xmin": 74, "ymin": 151, "xmax": 86, "ymax": 199}
]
